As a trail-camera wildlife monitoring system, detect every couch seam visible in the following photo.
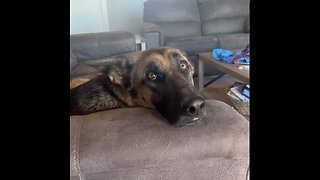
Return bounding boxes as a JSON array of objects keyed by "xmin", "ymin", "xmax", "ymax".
[
  {"xmin": 196, "ymin": 0, "xmax": 204, "ymax": 36},
  {"xmin": 72, "ymin": 118, "xmax": 85, "ymax": 180},
  {"xmin": 80, "ymin": 157, "xmax": 248, "ymax": 178}
]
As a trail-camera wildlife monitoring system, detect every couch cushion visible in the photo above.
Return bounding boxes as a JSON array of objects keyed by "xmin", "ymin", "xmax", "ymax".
[
  {"xmin": 156, "ymin": 21, "xmax": 202, "ymax": 39},
  {"xmin": 216, "ymin": 33, "xmax": 249, "ymax": 50},
  {"xmin": 70, "ymin": 100, "xmax": 249, "ymax": 179},
  {"xmin": 144, "ymin": 0, "xmax": 201, "ymax": 38},
  {"xmin": 165, "ymin": 35, "xmax": 219, "ymax": 56},
  {"xmin": 198, "ymin": 0, "xmax": 249, "ymax": 35},
  {"xmin": 70, "ymin": 31, "xmax": 136, "ymax": 62}
]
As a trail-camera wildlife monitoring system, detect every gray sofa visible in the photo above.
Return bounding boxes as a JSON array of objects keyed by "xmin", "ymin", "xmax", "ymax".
[
  {"xmin": 70, "ymin": 31, "xmax": 139, "ymax": 82},
  {"xmin": 143, "ymin": 0, "xmax": 249, "ymax": 76},
  {"xmin": 71, "ymin": 31, "xmax": 137, "ymax": 62},
  {"xmin": 70, "ymin": 31, "xmax": 249, "ymax": 180}
]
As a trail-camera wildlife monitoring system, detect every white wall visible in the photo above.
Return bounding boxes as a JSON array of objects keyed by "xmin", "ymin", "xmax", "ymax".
[
  {"xmin": 70, "ymin": 0, "xmax": 110, "ymax": 34},
  {"xmin": 106, "ymin": 0, "xmax": 146, "ymax": 34},
  {"xmin": 70, "ymin": 0, "xmax": 147, "ymax": 34}
]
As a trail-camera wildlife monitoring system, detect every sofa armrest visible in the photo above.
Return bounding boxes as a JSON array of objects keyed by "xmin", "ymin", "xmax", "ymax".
[{"xmin": 143, "ymin": 22, "xmax": 165, "ymax": 48}]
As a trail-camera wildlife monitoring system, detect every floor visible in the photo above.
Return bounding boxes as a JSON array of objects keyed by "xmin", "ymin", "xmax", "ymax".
[
  {"xmin": 196, "ymin": 74, "xmax": 237, "ymax": 106},
  {"xmin": 197, "ymin": 74, "xmax": 250, "ymax": 119}
]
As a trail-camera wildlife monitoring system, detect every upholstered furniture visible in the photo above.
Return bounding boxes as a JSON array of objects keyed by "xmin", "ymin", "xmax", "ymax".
[
  {"xmin": 70, "ymin": 100, "xmax": 249, "ymax": 180},
  {"xmin": 70, "ymin": 31, "xmax": 249, "ymax": 180},
  {"xmin": 143, "ymin": 0, "xmax": 249, "ymax": 76},
  {"xmin": 70, "ymin": 31, "xmax": 139, "ymax": 83}
]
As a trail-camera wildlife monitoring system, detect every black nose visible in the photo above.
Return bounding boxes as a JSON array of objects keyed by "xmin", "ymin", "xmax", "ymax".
[{"xmin": 184, "ymin": 97, "xmax": 205, "ymax": 117}]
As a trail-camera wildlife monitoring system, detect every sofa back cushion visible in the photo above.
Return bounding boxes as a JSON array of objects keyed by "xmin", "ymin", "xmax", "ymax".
[
  {"xmin": 198, "ymin": 0, "xmax": 249, "ymax": 35},
  {"xmin": 143, "ymin": 0, "xmax": 201, "ymax": 38},
  {"xmin": 70, "ymin": 31, "xmax": 136, "ymax": 62}
]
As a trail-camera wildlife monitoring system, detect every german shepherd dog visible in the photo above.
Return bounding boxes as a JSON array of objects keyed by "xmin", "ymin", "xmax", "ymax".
[{"xmin": 70, "ymin": 47, "xmax": 206, "ymax": 127}]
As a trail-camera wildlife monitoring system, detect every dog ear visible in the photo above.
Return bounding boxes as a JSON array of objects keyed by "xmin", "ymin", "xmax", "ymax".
[
  {"xmin": 171, "ymin": 49, "xmax": 188, "ymax": 61},
  {"xmin": 108, "ymin": 70, "xmax": 123, "ymax": 85},
  {"xmin": 93, "ymin": 55, "xmax": 136, "ymax": 91},
  {"xmin": 106, "ymin": 59, "xmax": 135, "ymax": 90},
  {"xmin": 178, "ymin": 49, "xmax": 187, "ymax": 58},
  {"xmin": 107, "ymin": 69, "xmax": 132, "ymax": 89}
]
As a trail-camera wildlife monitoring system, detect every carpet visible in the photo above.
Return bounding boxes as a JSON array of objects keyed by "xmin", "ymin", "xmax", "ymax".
[{"xmin": 228, "ymin": 96, "xmax": 250, "ymax": 120}]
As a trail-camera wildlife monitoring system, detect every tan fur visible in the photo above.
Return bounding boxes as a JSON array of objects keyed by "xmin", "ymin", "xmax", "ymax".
[
  {"xmin": 70, "ymin": 78, "xmax": 91, "ymax": 89},
  {"xmin": 132, "ymin": 85, "xmax": 156, "ymax": 108},
  {"xmin": 111, "ymin": 85, "xmax": 139, "ymax": 107}
]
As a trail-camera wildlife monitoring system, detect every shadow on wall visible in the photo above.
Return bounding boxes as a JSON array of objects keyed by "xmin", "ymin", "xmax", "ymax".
[
  {"xmin": 71, "ymin": 0, "xmax": 148, "ymax": 34},
  {"xmin": 106, "ymin": 0, "xmax": 146, "ymax": 34}
]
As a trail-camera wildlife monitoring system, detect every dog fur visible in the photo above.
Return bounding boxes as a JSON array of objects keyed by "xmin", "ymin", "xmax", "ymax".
[{"xmin": 70, "ymin": 47, "xmax": 205, "ymax": 126}]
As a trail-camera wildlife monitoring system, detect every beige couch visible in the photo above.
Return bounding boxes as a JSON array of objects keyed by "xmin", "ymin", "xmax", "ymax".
[
  {"xmin": 70, "ymin": 31, "xmax": 249, "ymax": 180},
  {"xmin": 70, "ymin": 100, "xmax": 249, "ymax": 180}
]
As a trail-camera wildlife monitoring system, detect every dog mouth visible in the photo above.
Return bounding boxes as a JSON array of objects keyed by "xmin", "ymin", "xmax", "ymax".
[
  {"xmin": 185, "ymin": 117, "xmax": 200, "ymax": 125},
  {"xmin": 192, "ymin": 117, "xmax": 200, "ymax": 121},
  {"xmin": 154, "ymin": 96, "xmax": 207, "ymax": 127},
  {"xmin": 173, "ymin": 112, "xmax": 206, "ymax": 128}
]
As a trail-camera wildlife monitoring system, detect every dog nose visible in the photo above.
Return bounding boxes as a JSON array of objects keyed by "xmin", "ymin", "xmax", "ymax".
[{"xmin": 185, "ymin": 97, "xmax": 205, "ymax": 117}]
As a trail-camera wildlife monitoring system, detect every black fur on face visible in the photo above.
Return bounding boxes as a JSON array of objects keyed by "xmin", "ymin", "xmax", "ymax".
[{"xmin": 140, "ymin": 51, "xmax": 206, "ymax": 127}]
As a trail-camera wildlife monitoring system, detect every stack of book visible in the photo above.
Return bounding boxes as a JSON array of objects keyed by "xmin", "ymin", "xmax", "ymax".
[
  {"xmin": 227, "ymin": 82, "xmax": 250, "ymax": 103},
  {"xmin": 226, "ymin": 82, "xmax": 250, "ymax": 118}
]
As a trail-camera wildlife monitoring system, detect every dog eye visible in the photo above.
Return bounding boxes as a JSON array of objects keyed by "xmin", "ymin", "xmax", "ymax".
[
  {"xmin": 147, "ymin": 72, "xmax": 157, "ymax": 80},
  {"xmin": 180, "ymin": 63, "xmax": 188, "ymax": 70}
]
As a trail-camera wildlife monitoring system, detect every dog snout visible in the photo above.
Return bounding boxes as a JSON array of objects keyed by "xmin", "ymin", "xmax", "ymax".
[{"xmin": 183, "ymin": 96, "xmax": 205, "ymax": 117}]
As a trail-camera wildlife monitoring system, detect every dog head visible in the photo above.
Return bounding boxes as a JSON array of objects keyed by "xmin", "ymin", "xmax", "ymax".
[{"xmin": 127, "ymin": 47, "xmax": 206, "ymax": 127}]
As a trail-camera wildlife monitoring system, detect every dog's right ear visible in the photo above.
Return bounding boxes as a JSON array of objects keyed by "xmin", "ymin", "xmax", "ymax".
[
  {"xmin": 95, "ymin": 55, "xmax": 137, "ymax": 91},
  {"xmin": 107, "ymin": 69, "xmax": 132, "ymax": 90},
  {"xmin": 108, "ymin": 70, "xmax": 123, "ymax": 85},
  {"xmin": 105, "ymin": 59, "xmax": 135, "ymax": 90}
]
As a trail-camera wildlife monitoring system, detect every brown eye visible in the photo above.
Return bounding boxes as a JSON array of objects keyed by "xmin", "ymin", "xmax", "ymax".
[
  {"xmin": 148, "ymin": 72, "xmax": 157, "ymax": 80},
  {"xmin": 180, "ymin": 63, "xmax": 188, "ymax": 70}
]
